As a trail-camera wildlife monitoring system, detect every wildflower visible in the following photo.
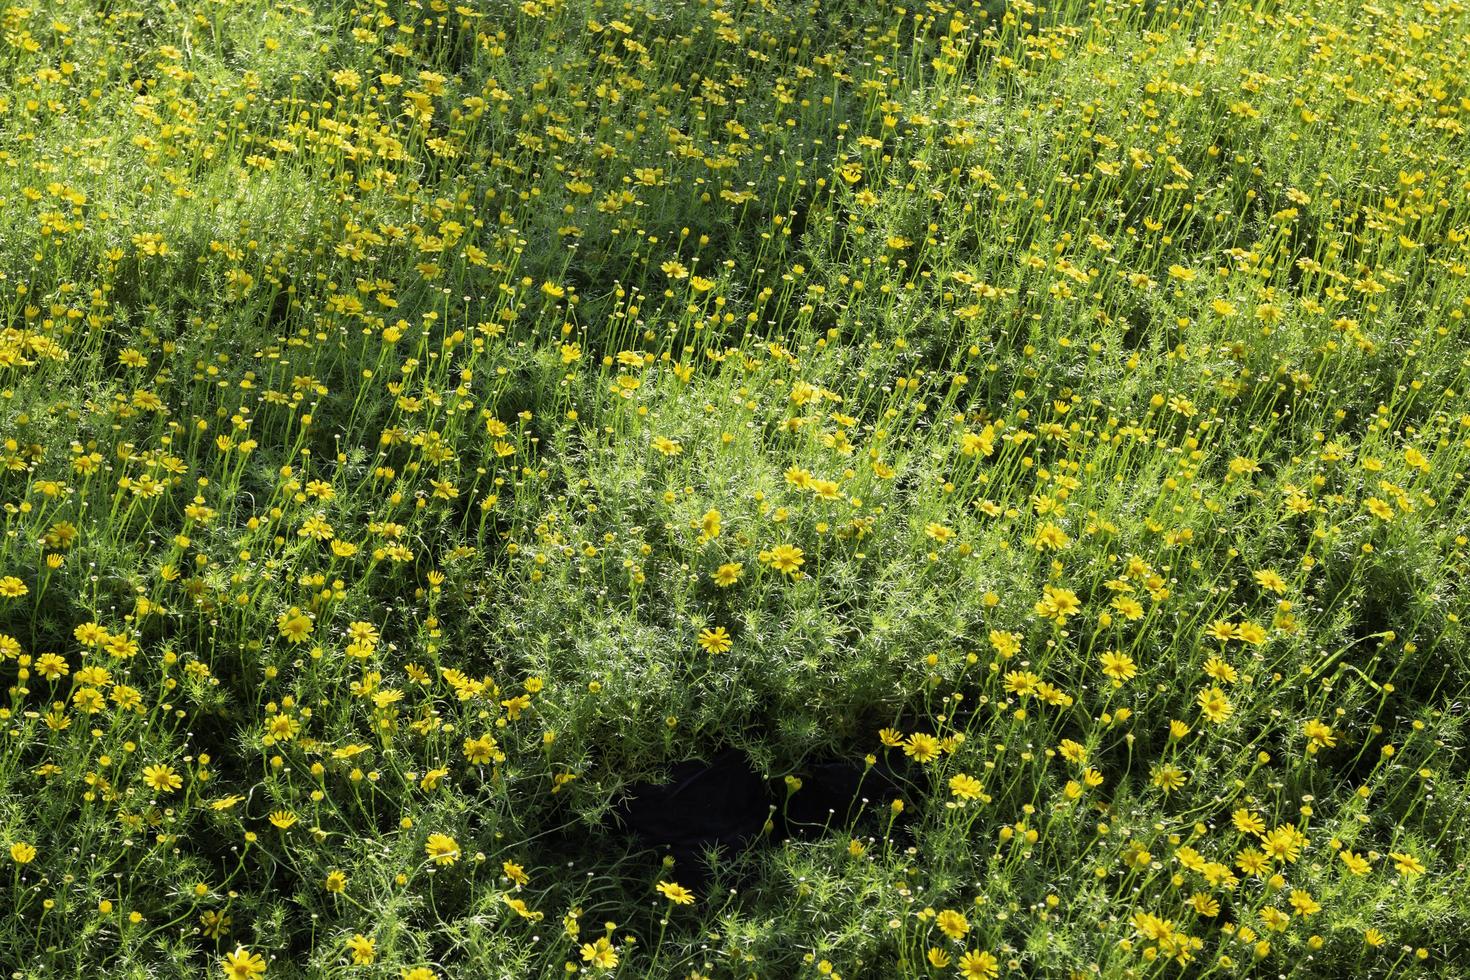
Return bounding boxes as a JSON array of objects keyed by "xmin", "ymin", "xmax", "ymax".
[
  {"xmin": 989, "ymin": 630, "xmax": 1022, "ymax": 657},
  {"xmin": 656, "ymin": 880, "xmax": 695, "ymax": 905},
  {"xmin": 463, "ymin": 734, "xmax": 499, "ymax": 765},
  {"xmin": 276, "ymin": 607, "xmax": 314, "ymax": 644},
  {"xmin": 143, "ymin": 764, "xmax": 183, "ymax": 794},
  {"xmin": 766, "ymin": 543, "xmax": 805, "ymax": 575},
  {"xmin": 1124, "ymin": 843, "xmax": 1153, "ymax": 870},
  {"xmin": 902, "ymin": 732, "xmax": 941, "ymax": 764},
  {"xmin": 1365, "ymin": 497, "xmax": 1395, "ymax": 521},
  {"xmin": 1235, "ymin": 621, "xmax": 1267, "ymax": 645},
  {"xmin": 1032, "ymin": 522, "xmax": 1068, "ymax": 550},
  {"xmin": 1232, "ymin": 809, "xmax": 1265, "ymax": 836},
  {"xmin": 1389, "ymin": 851, "xmax": 1426, "ymax": 877},
  {"xmin": 1099, "ymin": 650, "xmax": 1136, "ymax": 684},
  {"xmin": 697, "ymin": 626, "xmax": 732, "ymax": 653},
  {"xmin": 1189, "ymin": 893, "xmax": 1220, "ymax": 917},
  {"xmin": 1288, "ymin": 889, "xmax": 1321, "ymax": 917},
  {"xmin": 504, "ymin": 896, "xmax": 543, "ymax": 920},
  {"xmin": 936, "ymin": 908, "xmax": 969, "ymax": 940},
  {"xmin": 425, "ymin": 833, "xmax": 461, "ymax": 866},
  {"xmin": 1203, "ymin": 657, "xmax": 1237, "ymax": 684},
  {"xmin": 1236, "ymin": 848, "xmax": 1270, "ymax": 877},
  {"xmin": 1303, "ymin": 718, "xmax": 1337, "ymax": 752},
  {"xmin": 324, "ymin": 870, "xmax": 347, "ymax": 893},
  {"xmin": 1339, "ymin": 850, "xmax": 1372, "ymax": 875},
  {"xmin": 200, "ymin": 910, "xmax": 232, "ymax": 939},
  {"xmin": 580, "ymin": 937, "xmax": 619, "ymax": 970},
  {"xmin": 1033, "ymin": 584, "xmax": 1081, "ymax": 623},
  {"xmin": 1151, "ymin": 764, "xmax": 1186, "ymax": 793},
  {"xmin": 1262, "ymin": 826, "xmax": 1304, "ymax": 864},
  {"xmin": 35, "ymin": 653, "xmax": 67, "ymax": 681},
  {"xmin": 1261, "ymin": 907, "xmax": 1290, "ymax": 932},
  {"xmin": 712, "ymin": 562, "xmax": 744, "ymax": 586},
  {"xmin": 221, "ymin": 947, "xmax": 267, "ymax": 980},
  {"xmin": 1206, "ymin": 620, "xmax": 1238, "ymax": 643},
  {"xmin": 503, "ymin": 861, "xmax": 530, "ymax": 887},
  {"xmin": 1004, "ymin": 670, "xmax": 1040, "ymax": 697},
  {"xmin": 345, "ymin": 934, "xmax": 376, "ymax": 965},
  {"xmin": 10, "ymin": 842, "xmax": 36, "ymax": 864},
  {"xmin": 1196, "ymin": 687, "xmax": 1233, "ymax": 723},
  {"xmin": 1253, "ymin": 569, "xmax": 1287, "ymax": 593},
  {"xmin": 949, "ymin": 773, "xmax": 983, "ymax": 801},
  {"xmin": 957, "ymin": 949, "xmax": 1000, "ymax": 979}
]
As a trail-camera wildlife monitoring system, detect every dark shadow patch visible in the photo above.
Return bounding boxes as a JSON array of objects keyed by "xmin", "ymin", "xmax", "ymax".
[{"xmin": 610, "ymin": 748, "xmax": 908, "ymax": 887}]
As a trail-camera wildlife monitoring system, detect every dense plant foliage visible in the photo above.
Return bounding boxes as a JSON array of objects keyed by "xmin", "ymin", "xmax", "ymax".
[{"xmin": 0, "ymin": 0, "xmax": 1467, "ymax": 976}]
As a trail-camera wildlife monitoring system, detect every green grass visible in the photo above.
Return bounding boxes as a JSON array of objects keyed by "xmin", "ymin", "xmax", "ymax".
[{"xmin": 0, "ymin": 0, "xmax": 1468, "ymax": 976}]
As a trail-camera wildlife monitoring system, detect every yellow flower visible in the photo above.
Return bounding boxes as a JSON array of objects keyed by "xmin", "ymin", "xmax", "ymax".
[
  {"xmin": 656, "ymin": 880, "xmax": 695, "ymax": 905},
  {"xmin": 1196, "ymin": 686, "xmax": 1233, "ymax": 724},
  {"xmin": 1099, "ymin": 650, "xmax": 1136, "ymax": 684},
  {"xmin": 345, "ymin": 934, "xmax": 376, "ymax": 965},
  {"xmin": 142, "ymin": 764, "xmax": 182, "ymax": 794},
  {"xmin": 268, "ymin": 810, "xmax": 298, "ymax": 830},
  {"xmin": 324, "ymin": 870, "xmax": 347, "ymax": 893},
  {"xmin": 949, "ymin": 773, "xmax": 983, "ymax": 801},
  {"xmin": 463, "ymin": 734, "xmax": 499, "ymax": 765},
  {"xmin": 10, "ymin": 841, "xmax": 36, "ymax": 864},
  {"xmin": 200, "ymin": 909, "xmax": 232, "ymax": 939},
  {"xmin": 425, "ymin": 833, "xmax": 461, "ymax": 866},
  {"xmin": 221, "ymin": 947, "xmax": 266, "ymax": 980},
  {"xmin": 1303, "ymin": 719, "xmax": 1337, "ymax": 752},
  {"xmin": 697, "ymin": 626, "xmax": 732, "ymax": 653},
  {"xmin": 1151, "ymin": 764, "xmax": 1186, "ymax": 793},
  {"xmin": 580, "ymin": 937, "xmax": 619, "ymax": 970},
  {"xmin": 957, "ymin": 949, "xmax": 1000, "ymax": 979},
  {"xmin": 935, "ymin": 908, "xmax": 969, "ymax": 940},
  {"xmin": 766, "ymin": 543, "xmax": 805, "ymax": 576},
  {"xmin": 1232, "ymin": 809, "xmax": 1265, "ymax": 836},
  {"xmin": 1033, "ymin": 584, "xmax": 1080, "ymax": 623},
  {"xmin": 1288, "ymin": 889, "xmax": 1321, "ymax": 917},
  {"xmin": 276, "ymin": 607, "xmax": 314, "ymax": 644},
  {"xmin": 902, "ymin": 732, "xmax": 941, "ymax": 764},
  {"xmin": 1389, "ymin": 851, "xmax": 1426, "ymax": 877}
]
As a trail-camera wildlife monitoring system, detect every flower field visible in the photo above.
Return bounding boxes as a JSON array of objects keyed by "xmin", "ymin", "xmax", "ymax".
[{"xmin": 1, "ymin": 0, "xmax": 1468, "ymax": 975}]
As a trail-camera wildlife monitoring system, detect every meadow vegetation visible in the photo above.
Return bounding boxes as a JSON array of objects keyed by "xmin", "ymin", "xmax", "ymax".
[{"xmin": 0, "ymin": 0, "xmax": 1468, "ymax": 975}]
